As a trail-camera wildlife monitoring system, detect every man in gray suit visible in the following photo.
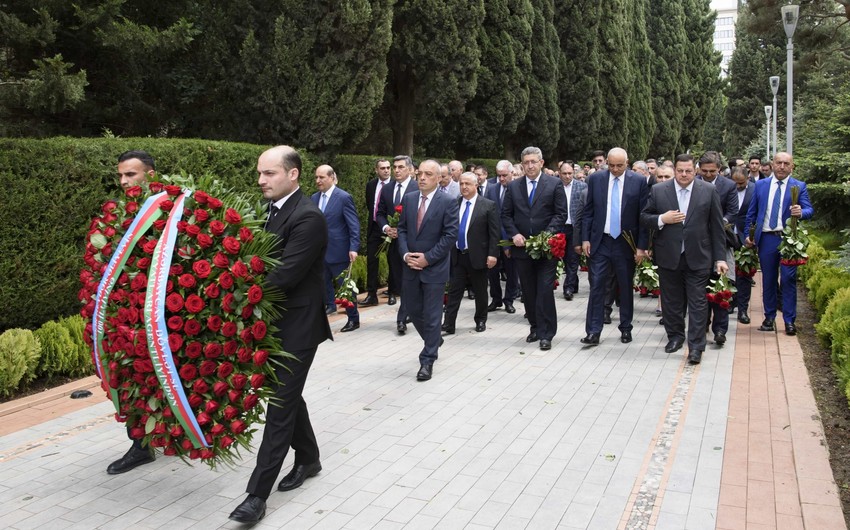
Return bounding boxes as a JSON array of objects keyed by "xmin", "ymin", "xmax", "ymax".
[
  {"xmin": 640, "ymin": 153, "xmax": 728, "ymax": 365},
  {"xmin": 398, "ymin": 160, "xmax": 459, "ymax": 381},
  {"xmin": 559, "ymin": 161, "xmax": 587, "ymax": 300}
]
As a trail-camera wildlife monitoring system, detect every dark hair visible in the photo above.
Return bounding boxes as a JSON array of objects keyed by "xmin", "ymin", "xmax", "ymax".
[
  {"xmin": 474, "ymin": 164, "xmax": 487, "ymax": 174},
  {"xmin": 698, "ymin": 151, "xmax": 722, "ymax": 167},
  {"xmin": 748, "ymin": 155, "xmax": 761, "ymax": 163},
  {"xmin": 118, "ymin": 150, "xmax": 155, "ymax": 171},
  {"xmin": 393, "ymin": 155, "xmax": 413, "ymax": 168},
  {"xmin": 675, "ymin": 153, "xmax": 695, "ymax": 165},
  {"xmin": 730, "ymin": 166, "xmax": 748, "ymax": 180},
  {"xmin": 375, "ymin": 158, "xmax": 390, "ymax": 168},
  {"xmin": 281, "ymin": 148, "xmax": 302, "ymax": 177},
  {"xmin": 646, "ymin": 158, "xmax": 656, "ymax": 164},
  {"xmin": 592, "ymin": 150, "xmax": 605, "ymax": 159}
]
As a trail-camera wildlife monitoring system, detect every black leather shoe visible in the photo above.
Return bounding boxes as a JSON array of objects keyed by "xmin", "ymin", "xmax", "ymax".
[
  {"xmin": 278, "ymin": 461, "xmax": 322, "ymax": 491},
  {"xmin": 758, "ymin": 319, "xmax": 775, "ymax": 332},
  {"xmin": 467, "ymin": 290, "xmax": 475, "ymax": 300},
  {"xmin": 417, "ymin": 363, "xmax": 433, "ymax": 381},
  {"xmin": 580, "ymin": 333, "xmax": 600, "ymax": 345},
  {"xmin": 563, "ymin": 291, "xmax": 573, "ymax": 301},
  {"xmin": 397, "ymin": 321, "xmax": 406, "ymax": 334},
  {"xmin": 738, "ymin": 311, "xmax": 750, "ymax": 324},
  {"xmin": 504, "ymin": 303, "xmax": 516, "ymax": 314},
  {"xmin": 229, "ymin": 495, "xmax": 266, "ymax": 523},
  {"xmin": 487, "ymin": 302, "xmax": 502, "ymax": 312},
  {"xmin": 360, "ymin": 295, "xmax": 379, "ymax": 307},
  {"xmin": 665, "ymin": 340, "xmax": 684, "ymax": 353},
  {"xmin": 441, "ymin": 323, "xmax": 455, "ymax": 334},
  {"xmin": 603, "ymin": 314, "xmax": 612, "ymax": 325},
  {"xmin": 325, "ymin": 306, "xmax": 337, "ymax": 315},
  {"xmin": 621, "ymin": 331, "xmax": 632, "ymax": 343},
  {"xmin": 714, "ymin": 332, "xmax": 726, "ymax": 345},
  {"xmin": 106, "ymin": 445, "xmax": 155, "ymax": 475},
  {"xmin": 475, "ymin": 322, "xmax": 486, "ymax": 332},
  {"xmin": 785, "ymin": 322, "xmax": 797, "ymax": 336},
  {"xmin": 387, "ymin": 294, "xmax": 397, "ymax": 305},
  {"xmin": 526, "ymin": 332, "xmax": 538, "ymax": 342},
  {"xmin": 540, "ymin": 339, "xmax": 551, "ymax": 350},
  {"xmin": 340, "ymin": 321, "xmax": 359, "ymax": 332},
  {"xmin": 688, "ymin": 350, "xmax": 703, "ymax": 364},
  {"xmin": 381, "ymin": 289, "xmax": 390, "ymax": 295}
]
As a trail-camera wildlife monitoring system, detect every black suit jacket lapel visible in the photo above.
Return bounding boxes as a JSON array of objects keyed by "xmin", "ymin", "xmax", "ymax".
[{"xmin": 267, "ymin": 188, "xmax": 303, "ymax": 235}]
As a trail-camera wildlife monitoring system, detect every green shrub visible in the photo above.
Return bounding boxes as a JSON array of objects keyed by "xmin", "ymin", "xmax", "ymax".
[
  {"xmin": 349, "ymin": 253, "xmax": 388, "ymax": 292},
  {"xmin": 34, "ymin": 320, "xmax": 75, "ymax": 379},
  {"xmin": 60, "ymin": 315, "xmax": 94, "ymax": 377},
  {"xmin": 0, "ymin": 329, "xmax": 42, "ymax": 396},
  {"xmin": 806, "ymin": 266, "xmax": 850, "ymax": 316},
  {"xmin": 816, "ymin": 287, "xmax": 850, "ymax": 409},
  {"xmin": 800, "ymin": 239, "xmax": 831, "ymax": 284}
]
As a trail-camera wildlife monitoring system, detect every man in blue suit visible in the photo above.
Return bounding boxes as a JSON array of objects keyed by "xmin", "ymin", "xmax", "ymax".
[
  {"xmin": 312, "ymin": 165, "xmax": 361, "ymax": 332},
  {"xmin": 398, "ymin": 160, "xmax": 459, "ymax": 381},
  {"xmin": 731, "ymin": 167, "xmax": 755, "ymax": 324},
  {"xmin": 501, "ymin": 146, "xmax": 568, "ymax": 351},
  {"xmin": 581, "ymin": 147, "xmax": 649, "ymax": 345},
  {"xmin": 559, "ymin": 161, "xmax": 588, "ymax": 300},
  {"xmin": 745, "ymin": 152, "xmax": 814, "ymax": 335},
  {"xmin": 485, "ymin": 160, "xmax": 519, "ymax": 314}
]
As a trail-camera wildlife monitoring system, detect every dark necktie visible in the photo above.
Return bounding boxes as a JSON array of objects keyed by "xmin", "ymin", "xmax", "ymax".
[
  {"xmin": 528, "ymin": 179, "xmax": 537, "ymax": 205},
  {"xmin": 394, "ymin": 183, "xmax": 402, "ymax": 206},
  {"xmin": 769, "ymin": 180, "xmax": 783, "ymax": 230}
]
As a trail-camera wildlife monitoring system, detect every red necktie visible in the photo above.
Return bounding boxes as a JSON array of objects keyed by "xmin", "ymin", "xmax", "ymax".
[{"xmin": 416, "ymin": 195, "xmax": 427, "ymax": 231}]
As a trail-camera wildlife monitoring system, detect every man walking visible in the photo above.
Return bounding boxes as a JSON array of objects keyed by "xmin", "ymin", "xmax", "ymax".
[
  {"xmin": 486, "ymin": 160, "xmax": 519, "ymax": 314},
  {"xmin": 559, "ymin": 161, "xmax": 587, "ymax": 300},
  {"xmin": 362, "ymin": 159, "xmax": 392, "ymax": 307}
]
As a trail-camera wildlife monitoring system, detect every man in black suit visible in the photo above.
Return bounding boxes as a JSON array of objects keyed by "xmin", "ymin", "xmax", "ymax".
[
  {"xmin": 229, "ymin": 146, "xmax": 334, "ymax": 524},
  {"xmin": 362, "ymin": 159, "xmax": 392, "ymax": 306},
  {"xmin": 697, "ymin": 151, "xmax": 738, "ymax": 346},
  {"xmin": 443, "ymin": 172, "xmax": 499, "ymax": 334},
  {"xmin": 747, "ymin": 155, "xmax": 767, "ymax": 182},
  {"xmin": 486, "ymin": 160, "xmax": 519, "ymax": 314},
  {"xmin": 559, "ymin": 161, "xmax": 587, "ymax": 300},
  {"xmin": 581, "ymin": 147, "xmax": 649, "ymax": 345},
  {"xmin": 501, "ymin": 146, "xmax": 568, "ymax": 351},
  {"xmin": 376, "ymin": 155, "xmax": 419, "ymax": 333},
  {"xmin": 398, "ymin": 160, "xmax": 459, "ymax": 381},
  {"xmin": 640, "ymin": 153, "xmax": 728, "ymax": 365},
  {"xmin": 731, "ymin": 166, "xmax": 755, "ymax": 324}
]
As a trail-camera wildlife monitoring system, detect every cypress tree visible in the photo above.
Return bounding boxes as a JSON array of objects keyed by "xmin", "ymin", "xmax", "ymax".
[
  {"xmin": 510, "ymin": 0, "xmax": 560, "ymax": 157},
  {"xmin": 595, "ymin": 0, "xmax": 632, "ymax": 150},
  {"xmin": 625, "ymin": 0, "xmax": 655, "ymax": 159},
  {"xmin": 648, "ymin": 0, "xmax": 688, "ymax": 159}
]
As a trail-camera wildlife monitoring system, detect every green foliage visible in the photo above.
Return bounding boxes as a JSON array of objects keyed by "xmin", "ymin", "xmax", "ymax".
[
  {"xmin": 350, "ymin": 253, "xmax": 388, "ymax": 292},
  {"xmin": 595, "ymin": 0, "xmax": 632, "ymax": 149},
  {"xmin": 805, "ymin": 183, "xmax": 850, "ymax": 230},
  {"xmin": 814, "ymin": 286, "xmax": 850, "ymax": 408},
  {"xmin": 806, "ymin": 265, "xmax": 850, "ymax": 315},
  {"xmin": 648, "ymin": 0, "xmax": 687, "ymax": 159},
  {"xmin": 59, "ymin": 314, "xmax": 94, "ymax": 377},
  {"xmin": 625, "ymin": 0, "xmax": 654, "ymax": 159},
  {"xmin": 34, "ymin": 320, "xmax": 75, "ymax": 379},
  {"xmin": 0, "ymin": 329, "xmax": 42, "ymax": 396},
  {"xmin": 799, "ymin": 238, "xmax": 832, "ymax": 284}
]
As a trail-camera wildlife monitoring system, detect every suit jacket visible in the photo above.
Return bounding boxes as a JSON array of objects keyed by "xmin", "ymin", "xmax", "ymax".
[
  {"xmin": 500, "ymin": 173, "xmax": 568, "ymax": 259},
  {"xmin": 397, "ymin": 190, "xmax": 459, "ymax": 283},
  {"xmin": 564, "ymin": 180, "xmax": 588, "ymax": 242},
  {"xmin": 640, "ymin": 179, "xmax": 725, "ymax": 271},
  {"xmin": 264, "ymin": 188, "xmax": 334, "ymax": 351},
  {"xmin": 581, "ymin": 169, "xmax": 649, "ymax": 250},
  {"xmin": 484, "ymin": 181, "xmax": 509, "ymax": 239},
  {"xmin": 366, "ymin": 177, "xmax": 392, "ymax": 237},
  {"xmin": 734, "ymin": 181, "xmax": 755, "ymax": 244},
  {"xmin": 439, "ymin": 179, "xmax": 460, "ymax": 198},
  {"xmin": 745, "ymin": 176, "xmax": 814, "ymax": 245},
  {"xmin": 455, "ymin": 196, "xmax": 499, "ymax": 269},
  {"xmin": 311, "ymin": 187, "xmax": 360, "ymax": 264},
  {"xmin": 699, "ymin": 175, "xmax": 738, "ymax": 227},
  {"xmin": 376, "ymin": 177, "xmax": 419, "ymax": 231}
]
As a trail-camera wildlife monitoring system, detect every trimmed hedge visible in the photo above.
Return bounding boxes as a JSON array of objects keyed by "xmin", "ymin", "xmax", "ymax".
[
  {"xmin": 33, "ymin": 315, "xmax": 92, "ymax": 380},
  {"xmin": 0, "ymin": 329, "xmax": 41, "ymax": 397},
  {"xmin": 805, "ymin": 265, "xmax": 850, "ymax": 316}
]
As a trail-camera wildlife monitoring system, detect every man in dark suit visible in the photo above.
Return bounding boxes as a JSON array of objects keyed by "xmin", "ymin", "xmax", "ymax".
[
  {"xmin": 230, "ymin": 146, "xmax": 333, "ymax": 524},
  {"xmin": 312, "ymin": 164, "xmax": 360, "ymax": 332},
  {"xmin": 697, "ymin": 151, "xmax": 739, "ymax": 346},
  {"xmin": 398, "ymin": 160, "xmax": 459, "ymax": 381},
  {"xmin": 747, "ymin": 155, "xmax": 768, "ymax": 182},
  {"xmin": 745, "ymin": 152, "xmax": 815, "ymax": 336},
  {"xmin": 501, "ymin": 146, "xmax": 568, "ymax": 351},
  {"xmin": 580, "ymin": 147, "xmax": 649, "ymax": 345},
  {"xmin": 559, "ymin": 161, "xmax": 587, "ymax": 300},
  {"xmin": 443, "ymin": 172, "xmax": 499, "ymax": 334},
  {"xmin": 486, "ymin": 160, "xmax": 519, "ymax": 314},
  {"xmin": 731, "ymin": 167, "xmax": 755, "ymax": 324},
  {"xmin": 640, "ymin": 153, "xmax": 728, "ymax": 365},
  {"xmin": 376, "ymin": 155, "xmax": 419, "ymax": 333},
  {"xmin": 362, "ymin": 159, "xmax": 392, "ymax": 306}
]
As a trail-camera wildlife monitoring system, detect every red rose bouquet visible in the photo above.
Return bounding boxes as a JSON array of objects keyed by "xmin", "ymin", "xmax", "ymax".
[
  {"xmin": 500, "ymin": 231, "xmax": 566, "ymax": 288},
  {"xmin": 706, "ymin": 274, "xmax": 736, "ymax": 310},
  {"xmin": 377, "ymin": 205, "xmax": 403, "ymax": 255},
  {"xmin": 779, "ymin": 185, "xmax": 809, "ymax": 266},
  {"xmin": 333, "ymin": 265, "xmax": 358, "ymax": 309},
  {"xmin": 80, "ymin": 175, "xmax": 289, "ymax": 467}
]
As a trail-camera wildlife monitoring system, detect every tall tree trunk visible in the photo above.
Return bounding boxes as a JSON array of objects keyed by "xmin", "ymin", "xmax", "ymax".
[{"xmin": 391, "ymin": 72, "xmax": 415, "ymax": 155}]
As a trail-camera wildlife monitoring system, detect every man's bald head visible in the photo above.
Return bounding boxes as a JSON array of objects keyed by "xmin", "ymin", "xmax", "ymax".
[{"xmin": 607, "ymin": 147, "xmax": 628, "ymax": 177}]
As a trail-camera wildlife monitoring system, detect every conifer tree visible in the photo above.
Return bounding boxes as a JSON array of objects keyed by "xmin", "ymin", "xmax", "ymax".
[
  {"xmin": 648, "ymin": 0, "xmax": 688, "ymax": 159},
  {"xmin": 595, "ymin": 0, "xmax": 632, "ymax": 150},
  {"xmin": 679, "ymin": 0, "xmax": 723, "ymax": 151},
  {"xmin": 625, "ymin": 0, "xmax": 655, "ymax": 159}
]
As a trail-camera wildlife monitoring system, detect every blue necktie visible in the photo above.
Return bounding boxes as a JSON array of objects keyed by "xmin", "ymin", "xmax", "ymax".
[
  {"xmin": 458, "ymin": 200, "xmax": 471, "ymax": 250},
  {"xmin": 528, "ymin": 179, "xmax": 537, "ymax": 205},
  {"xmin": 610, "ymin": 177, "xmax": 621, "ymax": 239},
  {"xmin": 769, "ymin": 179, "xmax": 783, "ymax": 230},
  {"xmin": 319, "ymin": 193, "xmax": 327, "ymax": 212}
]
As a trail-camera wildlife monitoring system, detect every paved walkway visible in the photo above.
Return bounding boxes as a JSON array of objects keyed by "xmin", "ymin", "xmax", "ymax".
[{"xmin": 0, "ymin": 272, "xmax": 845, "ymax": 529}]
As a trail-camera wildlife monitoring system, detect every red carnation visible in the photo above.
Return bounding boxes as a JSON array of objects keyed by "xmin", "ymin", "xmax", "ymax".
[
  {"xmin": 185, "ymin": 294, "xmax": 205, "ymax": 314},
  {"xmin": 193, "ymin": 260, "xmax": 212, "ymax": 279},
  {"xmin": 210, "ymin": 220, "xmax": 226, "ymax": 236},
  {"xmin": 197, "ymin": 233, "xmax": 214, "ymax": 248},
  {"xmin": 168, "ymin": 333, "xmax": 184, "ymax": 352},
  {"xmin": 185, "ymin": 341, "xmax": 203, "ymax": 358},
  {"xmin": 167, "ymin": 316, "xmax": 184, "ymax": 330},
  {"xmin": 217, "ymin": 362, "xmax": 235, "ymax": 378},
  {"xmin": 239, "ymin": 226, "xmax": 254, "ymax": 243},
  {"xmin": 218, "ymin": 272, "xmax": 234, "ymax": 290},
  {"xmin": 188, "ymin": 393, "xmax": 203, "ymax": 408},
  {"xmin": 179, "ymin": 363, "xmax": 198, "ymax": 380},
  {"xmin": 184, "ymin": 319, "xmax": 202, "ymax": 336},
  {"xmin": 232, "ymin": 373, "xmax": 248, "ymax": 389},
  {"xmin": 164, "ymin": 184, "xmax": 182, "ymax": 196},
  {"xmin": 232, "ymin": 260, "xmax": 249, "ymax": 279},
  {"xmin": 185, "ymin": 224, "xmax": 202, "ymax": 237},
  {"xmin": 224, "ymin": 208, "xmax": 242, "ymax": 225},
  {"xmin": 247, "ymin": 284, "xmax": 263, "ymax": 304},
  {"xmin": 178, "ymin": 274, "xmax": 196, "ymax": 289},
  {"xmin": 126, "ymin": 185, "xmax": 142, "ymax": 198},
  {"xmin": 206, "ymin": 315, "xmax": 223, "ymax": 332},
  {"xmin": 223, "ymin": 236, "xmax": 241, "ymax": 255},
  {"xmin": 194, "ymin": 209, "xmax": 209, "ymax": 222},
  {"xmin": 253, "ymin": 349, "xmax": 269, "ymax": 366},
  {"xmin": 193, "ymin": 379, "xmax": 209, "ymax": 394},
  {"xmin": 252, "ymin": 321, "xmax": 267, "ymax": 340},
  {"xmin": 204, "ymin": 283, "xmax": 220, "ymax": 299},
  {"xmin": 243, "ymin": 394, "xmax": 259, "ymax": 411},
  {"xmin": 231, "ymin": 419, "xmax": 247, "ymax": 434},
  {"xmin": 204, "ymin": 343, "xmax": 223, "ymax": 359},
  {"xmin": 250, "ymin": 256, "xmax": 265, "ymax": 274},
  {"xmin": 208, "ymin": 197, "xmax": 223, "ymax": 210},
  {"xmin": 223, "ymin": 405, "xmax": 239, "ymax": 420},
  {"xmin": 221, "ymin": 321, "xmax": 237, "ymax": 337},
  {"xmin": 213, "ymin": 252, "xmax": 230, "ymax": 268},
  {"xmin": 251, "ymin": 374, "xmax": 265, "ymax": 389}
]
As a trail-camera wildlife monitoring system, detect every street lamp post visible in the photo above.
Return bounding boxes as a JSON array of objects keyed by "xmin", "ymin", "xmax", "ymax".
[
  {"xmin": 764, "ymin": 105, "xmax": 772, "ymax": 160},
  {"xmin": 782, "ymin": 4, "xmax": 799, "ymax": 155},
  {"xmin": 769, "ymin": 75, "xmax": 780, "ymax": 158}
]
